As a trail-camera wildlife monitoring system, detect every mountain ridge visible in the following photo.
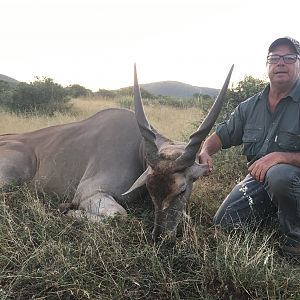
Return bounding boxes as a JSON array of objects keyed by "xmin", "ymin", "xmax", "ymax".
[
  {"xmin": 140, "ymin": 81, "xmax": 219, "ymax": 98},
  {"xmin": 0, "ymin": 73, "xmax": 219, "ymax": 98},
  {"xmin": 0, "ymin": 74, "xmax": 19, "ymax": 84}
]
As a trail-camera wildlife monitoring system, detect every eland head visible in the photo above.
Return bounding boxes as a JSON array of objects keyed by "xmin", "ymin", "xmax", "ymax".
[{"xmin": 123, "ymin": 64, "xmax": 234, "ymax": 242}]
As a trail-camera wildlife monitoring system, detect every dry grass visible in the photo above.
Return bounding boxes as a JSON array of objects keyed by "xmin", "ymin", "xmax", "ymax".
[
  {"xmin": 70, "ymin": 96, "xmax": 120, "ymax": 118},
  {"xmin": 0, "ymin": 97, "xmax": 202, "ymax": 141},
  {"xmin": 0, "ymin": 97, "xmax": 118, "ymax": 134},
  {"xmin": 1, "ymin": 97, "xmax": 300, "ymax": 299},
  {"xmin": 145, "ymin": 105, "xmax": 201, "ymax": 141}
]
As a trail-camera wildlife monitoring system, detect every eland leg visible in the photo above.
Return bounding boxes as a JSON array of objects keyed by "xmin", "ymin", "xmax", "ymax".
[
  {"xmin": 0, "ymin": 147, "xmax": 36, "ymax": 189},
  {"xmin": 67, "ymin": 191, "xmax": 127, "ymax": 222}
]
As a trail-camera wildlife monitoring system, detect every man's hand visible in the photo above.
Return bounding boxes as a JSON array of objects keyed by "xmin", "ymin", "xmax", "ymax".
[
  {"xmin": 248, "ymin": 152, "xmax": 282, "ymax": 182},
  {"xmin": 198, "ymin": 151, "xmax": 213, "ymax": 176},
  {"xmin": 197, "ymin": 132, "xmax": 223, "ymax": 176}
]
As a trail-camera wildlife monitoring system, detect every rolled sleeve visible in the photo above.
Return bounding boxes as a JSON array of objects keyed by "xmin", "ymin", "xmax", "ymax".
[{"xmin": 216, "ymin": 107, "xmax": 244, "ymax": 149}]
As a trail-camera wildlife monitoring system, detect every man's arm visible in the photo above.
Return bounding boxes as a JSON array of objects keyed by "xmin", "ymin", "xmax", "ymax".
[
  {"xmin": 248, "ymin": 151, "xmax": 300, "ymax": 182},
  {"xmin": 198, "ymin": 132, "xmax": 223, "ymax": 173}
]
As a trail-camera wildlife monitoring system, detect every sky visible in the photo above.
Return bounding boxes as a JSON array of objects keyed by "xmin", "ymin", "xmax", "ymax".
[{"xmin": 1, "ymin": 0, "xmax": 300, "ymax": 92}]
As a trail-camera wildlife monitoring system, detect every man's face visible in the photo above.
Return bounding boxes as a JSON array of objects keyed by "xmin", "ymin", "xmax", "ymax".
[{"xmin": 267, "ymin": 44, "xmax": 300, "ymax": 87}]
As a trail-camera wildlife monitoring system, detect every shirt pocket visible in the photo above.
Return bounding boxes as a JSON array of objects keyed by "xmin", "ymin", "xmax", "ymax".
[
  {"xmin": 242, "ymin": 128, "xmax": 263, "ymax": 156},
  {"xmin": 276, "ymin": 131, "xmax": 300, "ymax": 151}
]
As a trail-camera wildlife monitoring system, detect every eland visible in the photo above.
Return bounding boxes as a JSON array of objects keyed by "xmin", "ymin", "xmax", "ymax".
[{"xmin": 0, "ymin": 65, "xmax": 233, "ymax": 241}]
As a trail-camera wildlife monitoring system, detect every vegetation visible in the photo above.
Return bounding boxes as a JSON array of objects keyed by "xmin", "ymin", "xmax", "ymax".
[
  {"xmin": 0, "ymin": 80, "xmax": 14, "ymax": 108},
  {"xmin": 222, "ymin": 76, "xmax": 268, "ymax": 119},
  {"xmin": 1, "ymin": 76, "xmax": 299, "ymax": 299},
  {"xmin": 0, "ymin": 77, "xmax": 71, "ymax": 116},
  {"xmin": 1, "ymin": 90, "xmax": 300, "ymax": 299},
  {"xmin": 65, "ymin": 84, "xmax": 92, "ymax": 98},
  {"xmin": 0, "ymin": 73, "xmax": 258, "ymax": 117},
  {"xmin": 95, "ymin": 88, "xmax": 117, "ymax": 99}
]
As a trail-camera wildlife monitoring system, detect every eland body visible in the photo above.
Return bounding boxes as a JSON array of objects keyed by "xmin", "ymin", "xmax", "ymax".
[{"xmin": 0, "ymin": 65, "xmax": 233, "ymax": 241}]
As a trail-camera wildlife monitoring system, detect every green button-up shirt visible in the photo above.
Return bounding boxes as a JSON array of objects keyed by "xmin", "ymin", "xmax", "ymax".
[{"xmin": 216, "ymin": 78, "xmax": 300, "ymax": 163}]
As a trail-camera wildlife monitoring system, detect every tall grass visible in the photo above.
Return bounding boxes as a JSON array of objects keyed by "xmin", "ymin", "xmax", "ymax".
[
  {"xmin": 0, "ymin": 97, "xmax": 118, "ymax": 134},
  {"xmin": 1, "ymin": 97, "xmax": 300, "ymax": 299}
]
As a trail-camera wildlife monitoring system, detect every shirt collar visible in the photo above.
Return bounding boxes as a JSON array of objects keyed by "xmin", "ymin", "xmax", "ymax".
[{"xmin": 260, "ymin": 77, "xmax": 300, "ymax": 102}]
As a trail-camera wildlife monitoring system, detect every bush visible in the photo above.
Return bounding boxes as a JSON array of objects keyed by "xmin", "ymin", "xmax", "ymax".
[
  {"xmin": 222, "ymin": 76, "xmax": 267, "ymax": 119},
  {"xmin": 95, "ymin": 89, "xmax": 117, "ymax": 99},
  {"xmin": 117, "ymin": 86, "xmax": 155, "ymax": 99},
  {"xmin": 0, "ymin": 80, "xmax": 14, "ymax": 107},
  {"xmin": 65, "ymin": 84, "xmax": 91, "ymax": 98},
  {"xmin": 2, "ymin": 77, "xmax": 71, "ymax": 116},
  {"xmin": 118, "ymin": 96, "xmax": 134, "ymax": 109}
]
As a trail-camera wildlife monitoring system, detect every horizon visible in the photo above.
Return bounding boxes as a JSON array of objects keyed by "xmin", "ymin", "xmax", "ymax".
[{"xmin": 0, "ymin": 72, "xmax": 227, "ymax": 92}]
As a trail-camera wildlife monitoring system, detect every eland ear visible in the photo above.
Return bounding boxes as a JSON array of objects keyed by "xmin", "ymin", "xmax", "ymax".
[
  {"xmin": 186, "ymin": 163, "xmax": 209, "ymax": 181},
  {"xmin": 122, "ymin": 167, "xmax": 151, "ymax": 195}
]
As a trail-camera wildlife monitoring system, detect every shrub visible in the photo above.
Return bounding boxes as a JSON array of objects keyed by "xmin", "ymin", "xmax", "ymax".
[
  {"xmin": 118, "ymin": 96, "xmax": 134, "ymax": 109},
  {"xmin": 0, "ymin": 80, "xmax": 14, "ymax": 107},
  {"xmin": 117, "ymin": 86, "xmax": 155, "ymax": 99},
  {"xmin": 3, "ymin": 77, "xmax": 71, "ymax": 116},
  {"xmin": 95, "ymin": 89, "xmax": 117, "ymax": 98},
  {"xmin": 222, "ymin": 76, "xmax": 267, "ymax": 119},
  {"xmin": 65, "ymin": 84, "xmax": 91, "ymax": 98}
]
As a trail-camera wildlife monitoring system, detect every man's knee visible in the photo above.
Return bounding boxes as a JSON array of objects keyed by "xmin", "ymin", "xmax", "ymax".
[
  {"xmin": 212, "ymin": 189, "xmax": 253, "ymax": 231},
  {"xmin": 265, "ymin": 164, "xmax": 300, "ymax": 196},
  {"xmin": 213, "ymin": 174, "xmax": 272, "ymax": 230}
]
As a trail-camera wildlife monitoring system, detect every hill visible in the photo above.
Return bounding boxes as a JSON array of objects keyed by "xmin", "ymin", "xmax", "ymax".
[
  {"xmin": 140, "ymin": 81, "xmax": 219, "ymax": 98},
  {"xmin": 0, "ymin": 74, "xmax": 19, "ymax": 84},
  {"xmin": 0, "ymin": 74, "xmax": 219, "ymax": 98}
]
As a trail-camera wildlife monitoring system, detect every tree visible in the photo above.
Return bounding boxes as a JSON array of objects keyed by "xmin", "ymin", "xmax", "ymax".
[
  {"xmin": 0, "ymin": 80, "xmax": 11, "ymax": 93},
  {"xmin": 3, "ymin": 77, "xmax": 71, "ymax": 115},
  {"xmin": 95, "ymin": 89, "xmax": 116, "ymax": 98},
  {"xmin": 222, "ymin": 75, "xmax": 267, "ymax": 118},
  {"xmin": 0, "ymin": 80, "xmax": 14, "ymax": 106},
  {"xmin": 66, "ymin": 84, "xmax": 91, "ymax": 98},
  {"xmin": 193, "ymin": 93, "xmax": 212, "ymax": 101},
  {"xmin": 117, "ymin": 87, "xmax": 155, "ymax": 99}
]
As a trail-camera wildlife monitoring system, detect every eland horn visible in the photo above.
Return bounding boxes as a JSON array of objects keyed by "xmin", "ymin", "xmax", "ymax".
[
  {"xmin": 174, "ymin": 64, "xmax": 234, "ymax": 170},
  {"xmin": 134, "ymin": 64, "xmax": 159, "ymax": 166}
]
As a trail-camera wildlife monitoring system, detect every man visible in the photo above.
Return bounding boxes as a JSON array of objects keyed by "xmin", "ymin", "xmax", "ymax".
[{"xmin": 199, "ymin": 36, "xmax": 300, "ymax": 258}]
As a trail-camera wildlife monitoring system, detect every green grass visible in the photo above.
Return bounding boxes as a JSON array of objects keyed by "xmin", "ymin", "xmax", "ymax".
[{"xmin": 1, "ymin": 99, "xmax": 300, "ymax": 299}]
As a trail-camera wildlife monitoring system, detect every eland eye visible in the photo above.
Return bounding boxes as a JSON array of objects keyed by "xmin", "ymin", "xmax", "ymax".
[{"xmin": 177, "ymin": 184, "xmax": 187, "ymax": 195}]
